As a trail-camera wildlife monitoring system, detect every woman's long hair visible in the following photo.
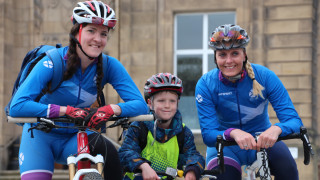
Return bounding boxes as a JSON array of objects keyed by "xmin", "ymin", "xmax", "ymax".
[{"xmin": 244, "ymin": 58, "xmax": 265, "ymax": 99}]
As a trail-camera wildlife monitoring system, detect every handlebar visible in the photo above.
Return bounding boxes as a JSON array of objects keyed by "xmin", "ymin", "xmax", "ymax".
[
  {"xmin": 7, "ymin": 114, "xmax": 155, "ymax": 124},
  {"xmin": 215, "ymin": 126, "xmax": 314, "ymax": 174},
  {"xmin": 132, "ymin": 168, "xmax": 182, "ymax": 180},
  {"xmin": 7, "ymin": 114, "xmax": 155, "ymax": 133},
  {"xmin": 133, "ymin": 167, "xmax": 218, "ymax": 180}
]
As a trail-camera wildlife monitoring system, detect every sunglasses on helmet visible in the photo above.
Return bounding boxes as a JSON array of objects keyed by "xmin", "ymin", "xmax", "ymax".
[
  {"xmin": 210, "ymin": 30, "xmax": 246, "ymax": 42},
  {"xmin": 209, "ymin": 30, "xmax": 247, "ymax": 50}
]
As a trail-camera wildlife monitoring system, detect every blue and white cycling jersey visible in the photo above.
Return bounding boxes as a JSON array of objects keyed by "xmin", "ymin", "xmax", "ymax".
[
  {"xmin": 195, "ymin": 63, "xmax": 303, "ymax": 148},
  {"xmin": 9, "ymin": 46, "xmax": 148, "ymax": 177},
  {"xmin": 10, "ymin": 46, "xmax": 148, "ymax": 133}
]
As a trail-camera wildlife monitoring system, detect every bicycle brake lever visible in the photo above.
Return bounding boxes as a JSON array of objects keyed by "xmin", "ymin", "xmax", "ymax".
[
  {"xmin": 28, "ymin": 121, "xmax": 55, "ymax": 133},
  {"xmin": 216, "ymin": 135, "xmax": 225, "ymax": 174},
  {"xmin": 107, "ymin": 117, "xmax": 129, "ymax": 128},
  {"xmin": 300, "ymin": 127, "xmax": 314, "ymax": 165}
]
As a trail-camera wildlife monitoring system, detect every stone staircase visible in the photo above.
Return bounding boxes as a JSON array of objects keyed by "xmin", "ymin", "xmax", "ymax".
[{"xmin": 0, "ymin": 169, "xmax": 69, "ymax": 180}]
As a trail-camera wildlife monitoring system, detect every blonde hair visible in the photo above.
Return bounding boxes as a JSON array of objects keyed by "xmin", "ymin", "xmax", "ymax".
[{"xmin": 245, "ymin": 61, "xmax": 265, "ymax": 99}]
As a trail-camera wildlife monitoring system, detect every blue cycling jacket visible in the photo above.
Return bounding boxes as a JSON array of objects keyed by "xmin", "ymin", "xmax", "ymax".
[
  {"xmin": 195, "ymin": 63, "xmax": 303, "ymax": 147},
  {"xmin": 10, "ymin": 46, "xmax": 148, "ymax": 132}
]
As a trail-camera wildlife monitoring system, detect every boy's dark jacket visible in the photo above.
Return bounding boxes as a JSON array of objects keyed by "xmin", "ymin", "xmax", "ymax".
[{"xmin": 118, "ymin": 110, "xmax": 205, "ymax": 179}]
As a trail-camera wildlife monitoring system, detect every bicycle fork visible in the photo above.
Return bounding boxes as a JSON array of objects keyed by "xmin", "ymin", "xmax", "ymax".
[
  {"xmin": 67, "ymin": 130, "xmax": 104, "ymax": 180},
  {"xmin": 256, "ymin": 149, "xmax": 271, "ymax": 180},
  {"xmin": 245, "ymin": 133, "xmax": 271, "ymax": 180}
]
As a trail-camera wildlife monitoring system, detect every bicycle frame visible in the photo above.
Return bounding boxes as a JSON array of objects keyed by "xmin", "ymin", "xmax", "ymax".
[
  {"xmin": 243, "ymin": 148, "xmax": 271, "ymax": 180},
  {"xmin": 133, "ymin": 167, "xmax": 218, "ymax": 180}
]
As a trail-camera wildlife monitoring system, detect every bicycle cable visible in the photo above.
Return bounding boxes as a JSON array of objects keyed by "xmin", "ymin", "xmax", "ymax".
[{"xmin": 258, "ymin": 149, "xmax": 271, "ymax": 180}]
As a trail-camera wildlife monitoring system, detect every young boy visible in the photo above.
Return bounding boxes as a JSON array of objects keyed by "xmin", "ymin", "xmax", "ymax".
[{"xmin": 118, "ymin": 73, "xmax": 205, "ymax": 180}]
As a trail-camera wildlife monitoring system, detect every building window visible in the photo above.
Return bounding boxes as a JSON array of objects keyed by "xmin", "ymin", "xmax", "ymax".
[{"xmin": 174, "ymin": 12, "xmax": 236, "ymax": 131}]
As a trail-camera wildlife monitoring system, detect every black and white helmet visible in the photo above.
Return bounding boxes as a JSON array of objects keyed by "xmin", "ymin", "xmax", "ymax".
[
  {"xmin": 72, "ymin": 0, "xmax": 117, "ymax": 29},
  {"xmin": 209, "ymin": 24, "xmax": 250, "ymax": 50}
]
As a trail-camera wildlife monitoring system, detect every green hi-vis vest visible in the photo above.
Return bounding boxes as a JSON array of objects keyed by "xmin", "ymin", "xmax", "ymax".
[
  {"xmin": 141, "ymin": 131, "xmax": 179, "ymax": 171},
  {"xmin": 126, "ymin": 124, "xmax": 185, "ymax": 180}
]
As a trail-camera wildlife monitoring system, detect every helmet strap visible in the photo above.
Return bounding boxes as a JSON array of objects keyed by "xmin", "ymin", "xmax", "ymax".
[
  {"xmin": 150, "ymin": 104, "xmax": 171, "ymax": 124},
  {"xmin": 79, "ymin": 24, "xmax": 83, "ymax": 46},
  {"xmin": 69, "ymin": 24, "xmax": 96, "ymax": 60},
  {"xmin": 226, "ymin": 73, "xmax": 242, "ymax": 81},
  {"xmin": 214, "ymin": 51, "xmax": 218, "ymax": 69}
]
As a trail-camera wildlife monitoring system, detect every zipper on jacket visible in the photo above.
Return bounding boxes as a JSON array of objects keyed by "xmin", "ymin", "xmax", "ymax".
[
  {"xmin": 235, "ymin": 87, "xmax": 242, "ymax": 129},
  {"xmin": 76, "ymin": 72, "xmax": 83, "ymax": 105}
]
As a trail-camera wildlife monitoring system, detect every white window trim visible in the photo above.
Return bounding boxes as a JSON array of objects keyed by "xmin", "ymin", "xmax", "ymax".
[{"xmin": 174, "ymin": 12, "xmax": 236, "ymax": 76}]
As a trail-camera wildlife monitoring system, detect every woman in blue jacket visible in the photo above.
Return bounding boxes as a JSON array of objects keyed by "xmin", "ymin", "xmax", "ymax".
[
  {"xmin": 9, "ymin": 1, "xmax": 148, "ymax": 180},
  {"xmin": 195, "ymin": 24, "xmax": 303, "ymax": 179}
]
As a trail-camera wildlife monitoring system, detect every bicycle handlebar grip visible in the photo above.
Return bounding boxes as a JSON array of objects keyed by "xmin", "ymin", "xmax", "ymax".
[
  {"xmin": 202, "ymin": 169, "xmax": 220, "ymax": 176},
  {"xmin": 177, "ymin": 170, "xmax": 184, "ymax": 177},
  {"xmin": 7, "ymin": 116, "xmax": 38, "ymax": 123},
  {"xmin": 303, "ymin": 147, "xmax": 310, "ymax": 165},
  {"xmin": 128, "ymin": 114, "xmax": 155, "ymax": 122}
]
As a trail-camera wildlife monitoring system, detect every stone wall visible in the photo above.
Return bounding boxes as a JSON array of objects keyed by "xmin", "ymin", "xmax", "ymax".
[{"xmin": 0, "ymin": 0, "xmax": 318, "ymax": 179}]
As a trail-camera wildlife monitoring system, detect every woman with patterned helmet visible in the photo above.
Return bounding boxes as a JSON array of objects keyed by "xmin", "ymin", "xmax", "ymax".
[
  {"xmin": 195, "ymin": 24, "xmax": 302, "ymax": 179},
  {"xmin": 119, "ymin": 73, "xmax": 205, "ymax": 180},
  {"xmin": 70, "ymin": 0, "xmax": 117, "ymax": 60},
  {"xmin": 72, "ymin": 0, "xmax": 117, "ymax": 28},
  {"xmin": 10, "ymin": 1, "xmax": 148, "ymax": 180}
]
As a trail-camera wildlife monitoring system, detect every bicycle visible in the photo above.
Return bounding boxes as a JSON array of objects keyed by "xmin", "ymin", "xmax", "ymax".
[
  {"xmin": 132, "ymin": 166, "xmax": 221, "ymax": 180},
  {"xmin": 213, "ymin": 126, "xmax": 314, "ymax": 180},
  {"xmin": 7, "ymin": 114, "xmax": 155, "ymax": 180}
]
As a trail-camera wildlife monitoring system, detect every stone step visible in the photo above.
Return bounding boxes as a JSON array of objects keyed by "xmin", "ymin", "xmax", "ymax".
[{"xmin": 0, "ymin": 170, "xmax": 69, "ymax": 180}]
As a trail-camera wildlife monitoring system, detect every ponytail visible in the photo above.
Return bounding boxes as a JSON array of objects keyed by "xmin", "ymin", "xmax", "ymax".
[{"xmin": 245, "ymin": 61, "xmax": 265, "ymax": 99}]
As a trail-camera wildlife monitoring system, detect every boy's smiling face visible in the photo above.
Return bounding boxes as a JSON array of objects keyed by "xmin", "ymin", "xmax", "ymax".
[{"xmin": 148, "ymin": 91, "xmax": 179, "ymax": 124}]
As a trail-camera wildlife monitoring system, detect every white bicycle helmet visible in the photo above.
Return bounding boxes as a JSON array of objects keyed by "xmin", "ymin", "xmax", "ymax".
[
  {"xmin": 72, "ymin": 0, "xmax": 117, "ymax": 29},
  {"xmin": 209, "ymin": 24, "xmax": 250, "ymax": 50}
]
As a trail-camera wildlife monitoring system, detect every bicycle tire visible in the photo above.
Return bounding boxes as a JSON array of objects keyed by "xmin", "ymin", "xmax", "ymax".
[{"xmin": 83, "ymin": 172, "xmax": 104, "ymax": 180}]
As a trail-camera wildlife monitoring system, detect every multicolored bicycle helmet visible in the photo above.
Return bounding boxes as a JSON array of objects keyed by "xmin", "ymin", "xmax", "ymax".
[
  {"xmin": 72, "ymin": 0, "xmax": 117, "ymax": 29},
  {"xmin": 208, "ymin": 24, "xmax": 250, "ymax": 50},
  {"xmin": 144, "ymin": 73, "xmax": 183, "ymax": 102}
]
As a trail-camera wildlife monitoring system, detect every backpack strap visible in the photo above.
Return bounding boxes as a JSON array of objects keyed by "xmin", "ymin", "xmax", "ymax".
[
  {"xmin": 138, "ymin": 122, "xmax": 185, "ymax": 154},
  {"xmin": 177, "ymin": 124, "xmax": 185, "ymax": 154},
  {"xmin": 99, "ymin": 53, "xmax": 110, "ymax": 107},
  {"xmin": 45, "ymin": 48, "xmax": 65, "ymax": 92},
  {"xmin": 138, "ymin": 122, "xmax": 149, "ymax": 151}
]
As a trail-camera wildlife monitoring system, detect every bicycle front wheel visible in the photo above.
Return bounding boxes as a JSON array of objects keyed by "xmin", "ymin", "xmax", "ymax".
[{"xmin": 83, "ymin": 172, "xmax": 104, "ymax": 180}]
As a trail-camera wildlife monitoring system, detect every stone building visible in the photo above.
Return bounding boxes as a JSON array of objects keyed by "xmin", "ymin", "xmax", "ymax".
[{"xmin": 0, "ymin": 0, "xmax": 318, "ymax": 179}]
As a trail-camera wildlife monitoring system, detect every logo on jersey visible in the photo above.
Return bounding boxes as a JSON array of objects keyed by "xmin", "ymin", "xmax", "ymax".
[
  {"xmin": 249, "ymin": 89, "xmax": 260, "ymax": 101},
  {"xmin": 93, "ymin": 75, "xmax": 97, "ymax": 84},
  {"xmin": 43, "ymin": 60, "xmax": 53, "ymax": 68},
  {"xmin": 196, "ymin": 94, "xmax": 203, "ymax": 103},
  {"xmin": 249, "ymin": 89, "xmax": 254, "ymax": 98},
  {"xmin": 218, "ymin": 92, "xmax": 232, "ymax": 96},
  {"xmin": 19, "ymin": 152, "xmax": 24, "ymax": 165}
]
